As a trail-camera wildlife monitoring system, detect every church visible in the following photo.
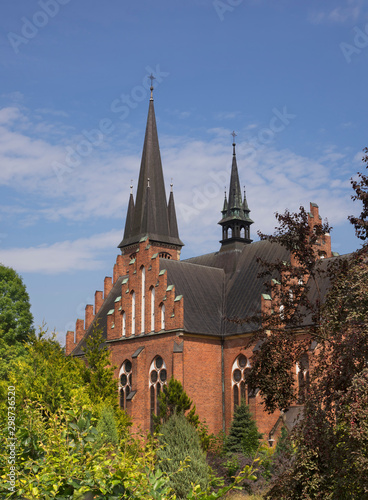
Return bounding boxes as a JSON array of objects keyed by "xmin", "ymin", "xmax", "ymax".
[{"xmin": 65, "ymin": 84, "xmax": 334, "ymax": 442}]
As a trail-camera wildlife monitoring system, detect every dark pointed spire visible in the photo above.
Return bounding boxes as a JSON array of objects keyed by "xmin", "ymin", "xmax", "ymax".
[
  {"xmin": 168, "ymin": 181, "xmax": 180, "ymax": 239},
  {"xmin": 219, "ymin": 133, "xmax": 253, "ymax": 249},
  {"xmin": 119, "ymin": 92, "xmax": 183, "ymax": 251},
  {"xmin": 228, "ymin": 139, "xmax": 243, "ymax": 211},
  {"xmin": 123, "ymin": 182, "xmax": 135, "ymax": 241},
  {"xmin": 222, "ymin": 189, "xmax": 228, "ymax": 214}
]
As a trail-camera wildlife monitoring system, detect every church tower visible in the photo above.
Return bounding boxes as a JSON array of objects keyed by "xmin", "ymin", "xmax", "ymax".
[
  {"xmin": 219, "ymin": 133, "xmax": 253, "ymax": 250},
  {"xmin": 118, "ymin": 81, "xmax": 184, "ymax": 260}
]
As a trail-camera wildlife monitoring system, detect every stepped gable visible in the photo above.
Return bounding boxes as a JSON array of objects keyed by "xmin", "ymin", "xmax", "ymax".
[{"xmin": 72, "ymin": 275, "xmax": 125, "ymax": 357}]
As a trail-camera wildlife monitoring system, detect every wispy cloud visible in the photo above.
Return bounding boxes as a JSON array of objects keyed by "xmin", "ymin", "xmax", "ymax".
[
  {"xmin": 0, "ymin": 230, "xmax": 121, "ymax": 274},
  {"xmin": 309, "ymin": 0, "xmax": 364, "ymax": 24}
]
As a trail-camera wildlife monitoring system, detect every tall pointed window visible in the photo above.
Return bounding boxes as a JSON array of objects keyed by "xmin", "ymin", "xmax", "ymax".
[
  {"xmin": 131, "ymin": 291, "xmax": 135, "ymax": 336},
  {"xmin": 122, "ymin": 311, "xmax": 126, "ymax": 337},
  {"xmin": 160, "ymin": 303, "xmax": 165, "ymax": 330},
  {"xmin": 141, "ymin": 266, "xmax": 145, "ymax": 334},
  {"xmin": 149, "ymin": 356, "xmax": 168, "ymax": 433},
  {"xmin": 150, "ymin": 286, "xmax": 155, "ymax": 332},
  {"xmin": 119, "ymin": 359, "xmax": 132, "ymax": 410},
  {"xmin": 232, "ymin": 354, "xmax": 251, "ymax": 411},
  {"xmin": 297, "ymin": 354, "xmax": 310, "ymax": 403}
]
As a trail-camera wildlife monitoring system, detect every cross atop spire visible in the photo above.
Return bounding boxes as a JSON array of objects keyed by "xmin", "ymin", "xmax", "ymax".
[
  {"xmin": 149, "ymin": 73, "xmax": 155, "ymax": 100},
  {"xmin": 231, "ymin": 131, "xmax": 237, "ymax": 155}
]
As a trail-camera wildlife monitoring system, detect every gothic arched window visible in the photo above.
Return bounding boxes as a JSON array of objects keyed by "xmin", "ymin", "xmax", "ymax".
[
  {"xmin": 141, "ymin": 266, "xmax": 145, "ymax": 334},
  {"xmin": 119, "ymin": 359, "xmax": 132, "ymax": 410},
  {"xmin": 121, "ymin": 311, "xmax": 126, "ymax": 337},
  {"xmin": 160, "ymin": 303, "xmax": 165, "ymax": 330},
  {"xmin": 232, "ymin": 354, "xmax": 251, "ymax": 411},
  {"xmin": 150, "ymin": 286, "xmax": 155, "ymax": 332},
  {"xmin": 131, "ymin": 291, "xmax": 135, "ymax": 336},
  {"xmin": 297, "ymin": 354, "xmax": 310, "ymax": 403},
  {"xmin": 149, "ymin": 356, "xmax": 168, "ymax": 433}
]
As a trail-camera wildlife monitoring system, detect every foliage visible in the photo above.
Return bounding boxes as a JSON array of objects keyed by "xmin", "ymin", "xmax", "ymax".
[
  {"xmin": 0, "ymin": 264, "xmax": 34, "ymax": 345},
  {"xmin": 274, "ymin": 426, "xmax": 293, "ymax": 458},
  {"xmin": 243, "ymin": 205, "xmax": 331, "ymax": 413},
  {"xmin": 157, "ymin": 411, "xmax": 210, "ymax": 498},
  {"xmin": 1, "ymin": 329, "xmax": 89, "ymax": 415},
  {"xmin": 0, "ymin": 399, "xmax": 176, "ymax": 499},
  {"xmin": 266, "ymin": 244, "xmax": 368, "ymax": 498},
  {"xmin": 349, "ymin": 146, "xmax": 368, "ymax": 240},
  {"xmin": 96, "ymin": 405, "xmax": 119, "ymax": 447},
  {"xmin": 82, "ymin": 324, "xmax": 118, "ymax": 407},
  {"xmin": 155, "ymin": 376, "xmax": 211, "ymax": 450},
  {"xmin": 0, "ymin": 265, "xmax": 34, "ymax": 380},
  {"xmin": 226, "ymin": 400, "xmax": 262, "ymax": 457}
]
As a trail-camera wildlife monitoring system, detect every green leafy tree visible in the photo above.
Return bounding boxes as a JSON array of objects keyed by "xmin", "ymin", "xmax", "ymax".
[
  {"xmin": 2, "ymin": 329, "xmax": 89, "ymax": 415},
  {"xmin": 0, "ymin": 264, "xmax": 33, "ymax": 344},
  {"xmin": 0, "ymin": 265, "xmax": 34, "ymax": 379},
  {"xmin": 226, "ymin": 400, "xmax": 262, "ymax": 457},
  {"xmin": 157, "ymin": 412, "xmax": 210, "ymax": 499}
]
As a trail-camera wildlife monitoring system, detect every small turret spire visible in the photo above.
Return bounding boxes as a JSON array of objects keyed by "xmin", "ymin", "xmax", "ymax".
[{"xmin": 218, "ymin": 135, "xmax": 253, "ymax": 249}]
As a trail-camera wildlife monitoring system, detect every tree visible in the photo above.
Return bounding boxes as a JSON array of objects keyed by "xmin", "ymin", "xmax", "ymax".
[
  {"xmin": 263, "ymin": 149, "xmax": 368, "ymax": 498},
  {"xmin": 244, "ymin": 205, "xmax": 331, "ymax": 413},
  {"xmin": 226, "ymin": 400, "xmax": 262, "ymax": 457},
  {"xmin": 0, "ymin": 265, "xmax": 34, "ymax": 379},
  {"xmin": 349, "ymin": 146, "xmax": 368, "ymax": 240},
  {"xmin": 157, "ymin": 412, "xmax": 210, "ymax": 499},
  {"xmin": 0, "ymin": 264, "xmax": 33, "ymax": 345},
  {"xmin": 82, "ymin": 324, "xmax": 118, "ymax": 407}
]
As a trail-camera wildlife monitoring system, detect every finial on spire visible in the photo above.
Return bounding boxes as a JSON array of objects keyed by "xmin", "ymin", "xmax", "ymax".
[
  {"xmin": 231, "ymin": 131, "xmax": 237, "ymax": 155},
  {"xmin": 149, "ymin": 73, "xmax": 156, "ymax": 100},
  {"xmin": 170, "ymin": 178, "xmax": 173, "ymax": 192},
  {"xmin": 130, "ymin": 180, "xmax": 133, "ymax": 194}
]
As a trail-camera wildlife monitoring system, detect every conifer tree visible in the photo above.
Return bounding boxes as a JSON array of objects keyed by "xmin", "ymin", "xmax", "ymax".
[
  {"xmin": 226, "ymin": 400, "xmax": 262, "ymax": 457},
  {"xmin": 82, "ymin": 324, "xmax": 117, "ymax": 407},
  {"xmin": 96, "ymin": 405, "xmax": 119, "ymax": 447},
  {"xmin": 157, "ymin": 412, "xmax": 209, "ymax": 499}
]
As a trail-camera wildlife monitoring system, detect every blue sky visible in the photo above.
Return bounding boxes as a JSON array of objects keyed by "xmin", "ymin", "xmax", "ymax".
[{"xmin": 0, "ymin": 0, "xmax": 367, "ymax": 344}]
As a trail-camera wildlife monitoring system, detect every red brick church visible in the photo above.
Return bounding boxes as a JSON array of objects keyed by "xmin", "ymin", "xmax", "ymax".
[{"xmin": 65, "ymin": 86, "xmax": 333, "ymax": 441}]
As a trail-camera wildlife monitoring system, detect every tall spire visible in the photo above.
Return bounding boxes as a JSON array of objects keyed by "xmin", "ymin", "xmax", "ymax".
[
  {"xmin": 218, "ymin": 132, "xmax": 253, "ymax": 249},
  {"xmin": 118, "ymin": 91, "xmax": 184, "ymax": 253}
]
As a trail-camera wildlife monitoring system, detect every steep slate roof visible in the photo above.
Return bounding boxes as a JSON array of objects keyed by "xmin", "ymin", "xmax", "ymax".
[
  {"xmin": 161, "ymin": 259, "xmax": 225, "ymax": 335},
  {"xmin": 118, "ymin": 96, "xmax": 183, "ymax": 249},
  {"xmin": 185, "ymin": 240, "xmax": 290, "ymax": 335}
]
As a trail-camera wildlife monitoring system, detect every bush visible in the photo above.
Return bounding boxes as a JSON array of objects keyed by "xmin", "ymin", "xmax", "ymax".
[{"xmin": 157, "ymin": 412, "xmax": 210, "ymax": 498}]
